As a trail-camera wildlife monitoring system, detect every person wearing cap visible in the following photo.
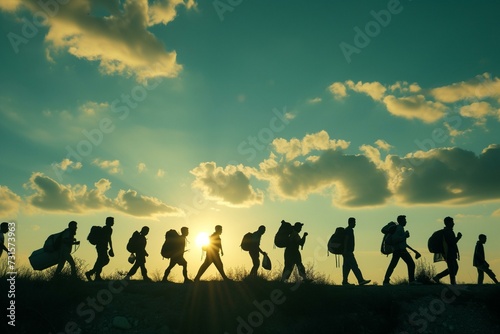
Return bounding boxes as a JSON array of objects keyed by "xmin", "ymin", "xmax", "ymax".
[
  {"xmin": 281, "ymin": 222, "xmax": 310, "ymax": 282},
  {"xmin": 194, "ymin": 225, "xmax": 231, "ymax": 281},
  {"xmin": 342, "ymin": 217, "xmax": 371, "ymax": 286},
  {"xmin": 383, "ymin": 215, "xmax": 420, "ymax": 285}
]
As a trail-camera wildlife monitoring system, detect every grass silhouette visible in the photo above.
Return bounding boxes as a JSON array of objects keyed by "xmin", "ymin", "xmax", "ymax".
[{"xmin": 2, "ymin": 259, "xmax": 500, "ymax": 334}]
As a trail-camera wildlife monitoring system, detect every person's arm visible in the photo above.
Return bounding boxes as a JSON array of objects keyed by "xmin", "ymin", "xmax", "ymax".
[
  {"xmin": 455, "ymin": 232, "xmax": 462, "ymax": 243},
  {"xmin": 406, "ymin": 244, "xmax": 421, "ymax": 258},
  {"xmin": 108, "ymin": 229, "xmax": 114, "ymax": 257},
  {"xmin": 299, "ymin": 232, "xmax": 308, "ymax": 249}
]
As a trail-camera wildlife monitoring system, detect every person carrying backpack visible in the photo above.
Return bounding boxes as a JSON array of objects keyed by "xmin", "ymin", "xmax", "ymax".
[
  {"xmin": 433, "ymin": 217, "xmax": 462, "ymax": 285},
  {"xmin": 473, "ymin": 234, "xmax": 498, "ymax": 284},
  {"xmin": 383, "ymin": 215, "xmax": 421, "ymax": 285},
  {"xmin": 281, "ymin": 222, "xmax": 310, "ymax": 282},
  {"xmin": 247, "ymin": 225, "xmax": 267, "ymax": 277},
  {"xmin": 86, "ymin": 217, "xmax": 115, "ymax": 281},
  {"xmin": 194, "ymin": 225, "xmax": 231, "ymax": 281},
  {"xmin": 125, "ymin": 226, "xmax": 151, "ymax": 281},
  {"xmin": 1, "ymin": 222, "xmax": 9, "ymax": 259},
  {"xmin": 53, "ymin": 221, "xmax": 80, "ymax": 280},
  {"xmin": 162, "ymin": 227, "xmax": 192, "ymax": 283},
  {"xmin": 342, "ymin": 218, "xmax": 370, "ymax": 286}
]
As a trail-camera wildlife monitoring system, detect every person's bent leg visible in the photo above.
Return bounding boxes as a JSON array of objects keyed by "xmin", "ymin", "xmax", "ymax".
[
  {"xmin": 383, "ymin": 252, "xmax": 401, "ymax": 284},
  {"xmin": 194, "ymin": 257, "xmax": 212, "ymax": 281}
]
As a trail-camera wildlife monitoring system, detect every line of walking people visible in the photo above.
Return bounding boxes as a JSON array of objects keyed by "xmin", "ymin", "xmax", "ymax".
[{"xmin": 14, "ymin": 214, "xmax": 499, "ymax": 285}]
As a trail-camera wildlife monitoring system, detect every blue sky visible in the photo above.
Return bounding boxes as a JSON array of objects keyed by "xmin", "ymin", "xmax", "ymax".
[{"xmin": 1, "ymin": 0, "xmax": 500, "ymax": 283}]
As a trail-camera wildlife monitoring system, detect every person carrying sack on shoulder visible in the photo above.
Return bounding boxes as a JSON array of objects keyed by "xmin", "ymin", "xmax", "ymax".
[
  {"xmin": 163, "ymin": 227, "xmax": 192, "ymax": 283},
  {"xmin": 1, "ymin": 222, "xmax": 10, "ymax": 259},
  {"xmin": 53, "ymin": 221, "xmax": 80, "ymax": 280}
]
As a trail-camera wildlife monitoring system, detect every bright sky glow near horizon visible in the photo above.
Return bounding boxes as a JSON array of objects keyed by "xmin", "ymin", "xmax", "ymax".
[{"xmin": 1, "ymin": 0, "xmax": 500, "ymax": 284}]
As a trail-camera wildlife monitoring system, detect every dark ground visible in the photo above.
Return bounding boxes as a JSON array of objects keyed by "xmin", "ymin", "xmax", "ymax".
[{"xmin": 2, "ymin": 278, "xmax": 500, "ymax": 334}]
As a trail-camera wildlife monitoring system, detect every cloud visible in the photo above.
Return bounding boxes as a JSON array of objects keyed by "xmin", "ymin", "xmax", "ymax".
[
  {"xmin": 0, "ymin": 0, "xmax": 20, "ymax": 11},
  {"xmin": 114, "ymin": 189, "xmax": 182, "ymax": 217},
  {"xmin": 431, "ymin": 73, "xmax": 500, "ymax": 103},
  {"xmin": 459, "ymin": 101, "xmax": 497, "ymax": 125},
  {"xmin": 157, "ymin": 169, "xmax": 166, "ymax": 178},
  {"xmin": 345, "ymin": 80, "xmax": 387, "ymax": 101},
  {"xmin": 307, "ymin": 97, "xmax": 322, "ymax": 104},
  {"xmin": 271, "ymin": 130, "xmax": 350, "ymax": 161},
  {"xmin": 387, "ymin": 145, "xmax": 500, "ymax": 205},
  {"xmin": 375, "ymin": 139, "xmax": 393, "ymax": 151},
  {"xmin": 389, "ymin": 81, "xmax": 421, "ymax": 94},
  {"xmin": 328, "ymin": 82, "xmax": 347, "ymax": 100},
  {"xmin": 192, "ymin": 131, "xmax": 500, "ymax": 209},
  {"xmin": 190, "ymin": 162, "xmax": 264, "ymax": 207},
  {"xmin": 78, "ymin": 101, "xmax": 109, "ymax": 117},
  {"xmin": 0, "ymin": 186, "xmax": 22, "ymax": 217},
  {"xmin": 6, "ymin": 0, "xmax": 195, "ymax": 82},
  {"xmin": 25, "ymin": 173, "xmax": 182, "ymax": 217},
  {"xmin": 138, "ymin": 162, "xmax": 147, "ymax": 173},
  {"xmin": 382, "ymin": 95, "xmax": 447, "ymax": 123},
  {"xmin": 148, "ymin": 0, "xmax": 196, "ymax": 25},
  {"xmin": 54, "ymin": 158, "xmax": 82, "ymax": 172},
  {"xmin": 329, "ymin": 80, "xmax": 387, "ymax": 101},
  {"xmin": 327, "ymin": 74, "xmax": 500, "ymax": 126},
  {"xmin": 93, "ymin": 159, "xmax": 122, "ymax": 174},
  {"xmin": 258, "ymin": 147, "xmax": 391, "ymax": 207}
]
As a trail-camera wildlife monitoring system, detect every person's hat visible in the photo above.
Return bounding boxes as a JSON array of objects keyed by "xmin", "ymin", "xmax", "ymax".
[{"xmin": 294, "ymin": 222, "xmax": 304, "ymax": 228}]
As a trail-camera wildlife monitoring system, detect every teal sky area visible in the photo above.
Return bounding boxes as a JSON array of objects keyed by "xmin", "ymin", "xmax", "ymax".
[{"xmin": 1, "ymin": 0, "xmax": 500, "ymax": 283}]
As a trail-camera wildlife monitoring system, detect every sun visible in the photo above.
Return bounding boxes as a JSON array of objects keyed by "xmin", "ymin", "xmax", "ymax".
[{"xmin": 195, "ymin": 232, "xmax": 210, "ymax": 248}]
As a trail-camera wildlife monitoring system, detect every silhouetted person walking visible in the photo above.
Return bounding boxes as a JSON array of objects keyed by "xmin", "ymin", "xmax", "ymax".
[
  {"xmin": 1, "ymin": 222, "xmax": 9, "ymax": 258},
  {"xmin": 383, "ymin": 215, "xmax": 420, "ymax": 285},
  {"xmin": 248, "ymin": 225, "xmax": 267, "ymax": 277},
  {"xmin": 342, "ymin": 218, "xmax": 370, "ymax": 286},
  {"xmin": 86, "ymin": 217, "xmax": 115, "ymax": 281},
  {"xmin": 125, "ymin": 226, "xmax": 151, "ymax": 281},
  {"xmin": 281, "ymin": 222, "xmax": 310, "ymax": 282},
  {"xmin": 53, "ymin": 221, "xmax": 80, "ymax": 279},
  {"xmin": 163, "ymin": 227, "xmax": 192, "ymax": 283},
  {"xmin": 194, "ymin": 225, "xmax": 231, "ymax": 281},
  {"xmin": 473, "ymin": 234, "xmax": 498, "ymax": 284},
  {"xmin": 433, "ymin": 217, "xmax": 461, "ymax": 285}
]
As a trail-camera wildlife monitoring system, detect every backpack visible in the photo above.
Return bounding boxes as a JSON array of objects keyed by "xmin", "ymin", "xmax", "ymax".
[
  {"xmin": 87, "ymin": 226, "xmax": 104, "ymax": 245},
  {"xmin": 327, "ymin": 227, "xmax": 345, "ymax": 254},
  {"xmin": 380, "ymin": 222, "xmax": 397, "ymax": 255},
  {"xmin": 428, "ymin": 229, "xmax": 444, "ymax": 253},
  {"xmin": 161, "ymin": 229, "xmax": 183, "ymax": 258},
  {"xmin": 127, "ymin": 231, "xmax": 141, "ymax": 253},
  {"xmin": 43, "ymin": 231, "xmax": 63, "ymax": 253},
  {"xmin": 240, "ymin": 232, "xmax": 256, "ymax": 251},
  {"xmin": 274, "ymin": 220, "xmax": 293, "ymax": 248}
]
